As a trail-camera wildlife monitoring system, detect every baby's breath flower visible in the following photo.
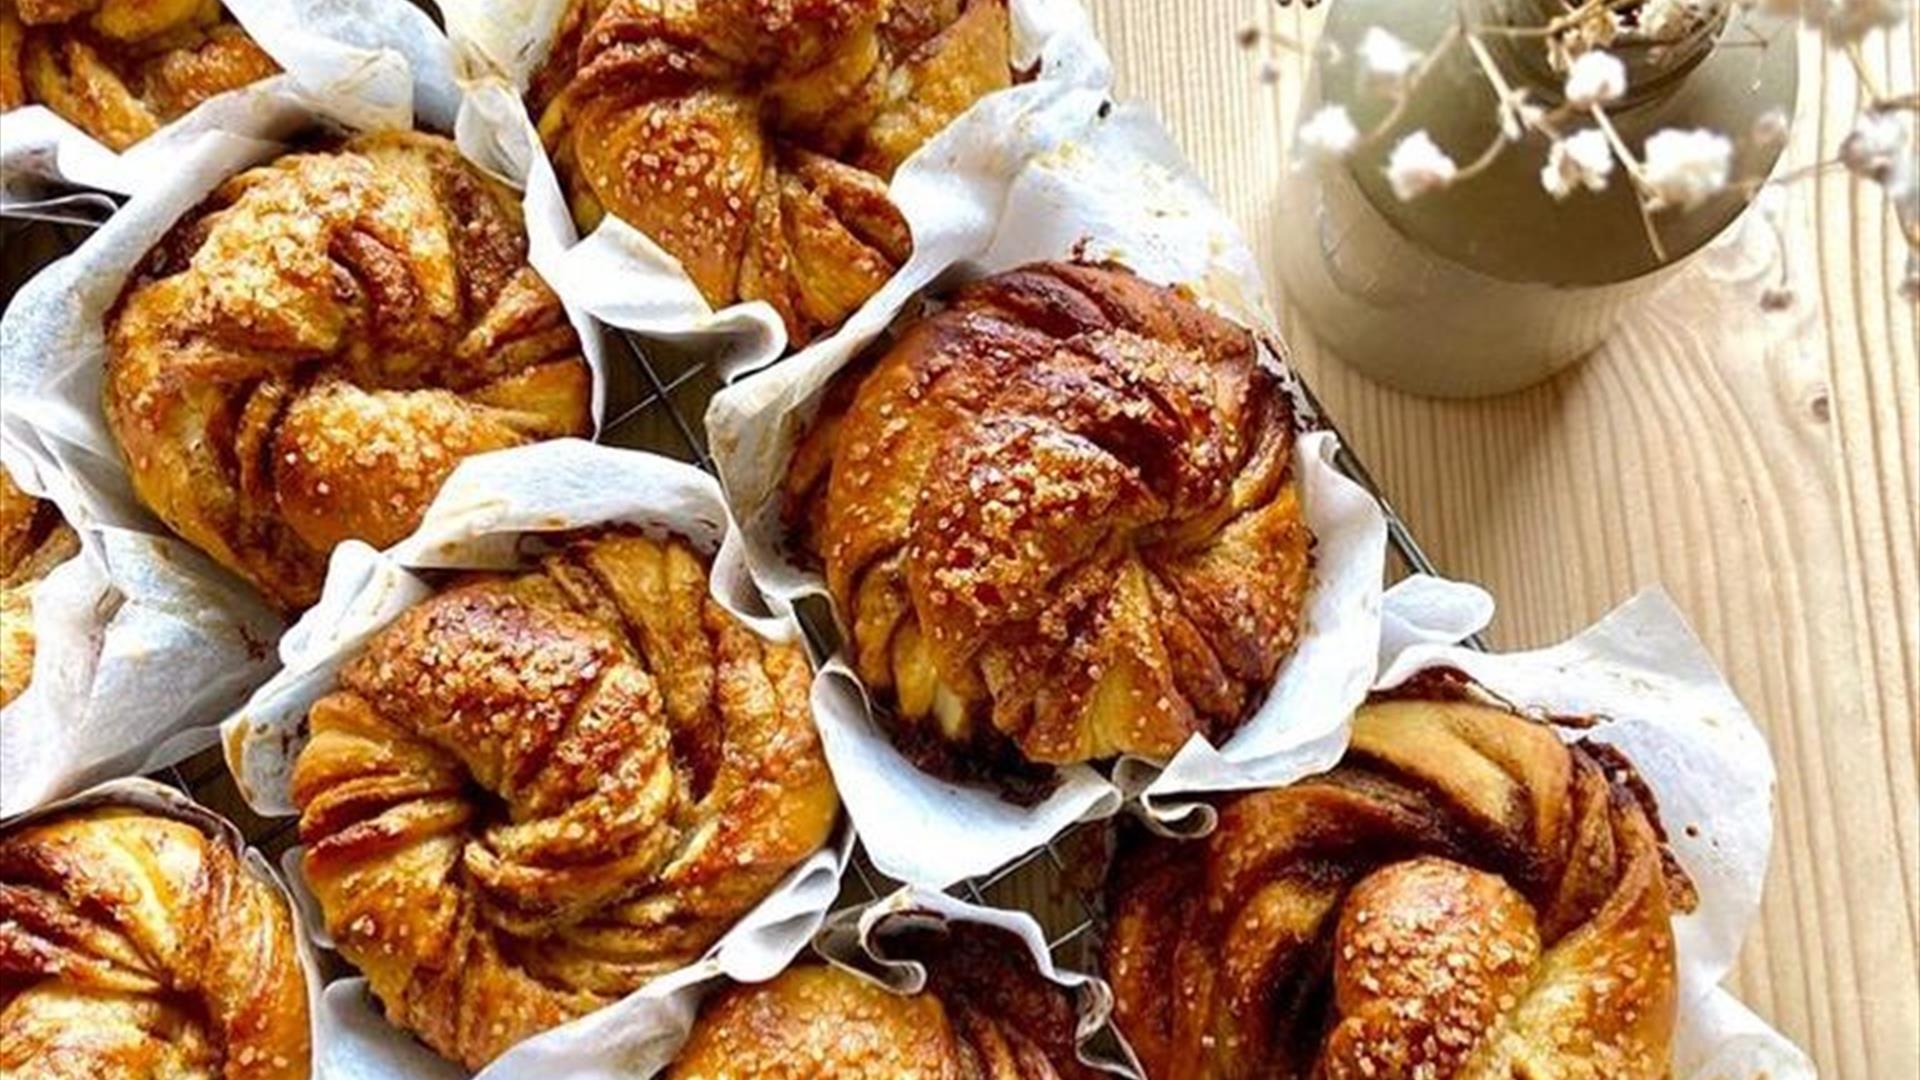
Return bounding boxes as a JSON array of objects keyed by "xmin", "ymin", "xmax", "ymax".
[
  {"xmin": 1385, "ymin": 131, "xmax": 1458, "ymax": 200},
  {"xmin": 1839, "ymin": 108, "xmax": 1912, "ymax": 187},
  {"xmin": 1640, "ymin": 128, "xmax": 1735, "ymax": 210},
  {"xmin": 1540, "ymin": 130, "xmax": 1616, "ymax": 198},
  {"xmin": 1295, "ymin": 105, "xmax": 1360, "ymax": 167},
  {"xmin": 1564, "ymin": 50, "xmax": 1629, "ymax": 107},
  {"xmin": 1358, "ymin": 27, "xmax": 1422, "ymax": 94}
]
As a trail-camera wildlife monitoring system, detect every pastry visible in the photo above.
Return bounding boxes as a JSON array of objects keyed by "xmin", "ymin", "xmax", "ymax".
[
  {"xmin": 666, "ymin": 923, "xmax": 1097, "ymax": 1079},
  {"xmin": 528, "ymin": 0, "xmax": 1014, "ymax": 346},
  {"xmin": 784, "ymin": 261, "xmax": 1313, "ymax": 786},
  {"xmin": 291, "ymin": 528, "xmax": 838, "ymax": 1069},
  {"xmin": 1104, "ymin": 685, "xmax": 1698, "ymax": 1080},
  {"xmin": 0, "ymin": 466, "xmax": 78, "ymax": 708},
  {"xmin": 0, "ymin": 802, "xmax": 311, "ymax": 1079},
  {"xmin": 1, "ymin": 0, "xmax": 277, "ymax": 150},
  {"xmin": 104, "ymin": 131, "xmax": 594, "ymax": 611}
]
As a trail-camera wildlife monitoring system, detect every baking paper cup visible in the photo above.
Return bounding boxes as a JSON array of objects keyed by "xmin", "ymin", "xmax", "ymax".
[
  {"xmin": 705, "ymin": 99, "xmax": 1390, "ymax": 888},
  {"xmin": 0, "ymin": 435, "xmax": 280, "ymax": 816},
  {"xmin": 1372, "ymin": 575, "xmax": 1814, "ymax": 1080},
  {"xmin": 220, "ymin": 439, "xmax": 852, "ymax": 1080}
]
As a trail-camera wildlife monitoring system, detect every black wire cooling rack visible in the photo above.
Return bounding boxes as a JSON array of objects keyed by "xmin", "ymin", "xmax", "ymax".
[{"xmin": 3, "ymin": 202, "xmax": 1470, "ymax": 979}]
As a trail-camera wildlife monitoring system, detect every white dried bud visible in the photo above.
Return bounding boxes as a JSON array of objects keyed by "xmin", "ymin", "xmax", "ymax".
[
  {"xmin": 1840, "ymin": 108, "xmax": 1911, "ymax": 188},
  {"xmin": 1358, "ymin": 27, "xmax": 1422, "ymax": 94},
  {"xmin": 1564, "ymin": 50, "xmax": 1629, "ymax": 108},
  {"xmin": 1751, "ymin": 107, "xmax": 1792, "ymax": 147},
  {"xmin": 1640, "ymin": 128, "xmax": 1734, "ymax": 210},
  {"xmin": 1385, "ymin": 131, "xmax": 1458, "ymax": 200},
  {"xmin": 1540, "ymin": 129, "xmax": 1616, "ymax": 198},
  {"xmin": 1295, "ymin": 105, "xmax": 1360, "ymax": 167},
  {"xmin": 1804, "ymin": 0, "xmax": 1908, "ymax": 46}
]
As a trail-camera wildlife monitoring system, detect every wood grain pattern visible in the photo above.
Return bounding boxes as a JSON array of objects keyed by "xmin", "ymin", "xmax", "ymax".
[{"xmin": 1079, "ymin": 3, "xmax": 1916, "ymax": 1076}]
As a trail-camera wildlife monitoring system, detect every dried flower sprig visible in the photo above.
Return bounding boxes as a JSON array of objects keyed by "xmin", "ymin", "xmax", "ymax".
[{"xmin": 1240, "ymin": 0, "xmax": 1919, "ymax": 303}]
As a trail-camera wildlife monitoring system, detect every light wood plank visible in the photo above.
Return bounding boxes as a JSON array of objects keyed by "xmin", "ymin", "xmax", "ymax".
[{"xmin": 1084, "ymin": 3, "xmax": 1918, "ymax": 1076}]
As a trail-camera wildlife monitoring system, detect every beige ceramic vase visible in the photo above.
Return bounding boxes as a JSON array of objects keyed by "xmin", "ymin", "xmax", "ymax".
[{"xmin": 1279, "ymin": 0, "xmax": 1800, "ymax": 398}]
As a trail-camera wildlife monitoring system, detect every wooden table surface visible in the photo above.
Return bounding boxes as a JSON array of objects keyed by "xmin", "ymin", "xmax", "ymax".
[{"xmin": 1080, "ymin": 2, "xmax": 1917, "ymax": 1076}]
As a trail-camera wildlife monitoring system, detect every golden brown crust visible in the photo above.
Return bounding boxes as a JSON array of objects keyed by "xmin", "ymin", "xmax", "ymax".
[
  {"xmin": 290, "ymin": 529, "xmax": 838, "ymax": 1070},
  {"xmin": 529, "ymin": 0, "xmax": 1012, "ymax": 346},
  {"xmin": 786, "ymin": 261, "xmax": 1312, "ymax": 781},
  {"xmin": 1, "ymin": 0, "xmax": 277, "ymax": 150},
  {"xmin": 666, "ymin": 924, "xmax": 1097, "ymax": 1080},
  {"xmin": 0, "ymin": 466, "xmax": 78, "ymax": 709},
  {"xmin": 0, "ymin": 805, "xmax": 312, "ymax": 1079},
  {"xmin": 1104, "ymin": 696, "xmax": 1693, "ymax": 1080},
  {"xmin": 103, "ymin": 131, "xmax": 593, "ymax": 611}
]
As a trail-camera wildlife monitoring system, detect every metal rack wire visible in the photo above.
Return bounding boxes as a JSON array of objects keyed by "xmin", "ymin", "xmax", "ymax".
[{"xmin": 6, "ymin": 203, "xmax": 1470, "ymax": 980}]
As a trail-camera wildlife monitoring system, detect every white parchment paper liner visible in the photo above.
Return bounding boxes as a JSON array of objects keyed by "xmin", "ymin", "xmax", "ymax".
[
  {"xmin": 0, "ymin": 776, "xmax": 326, "ymax": 1065},
  {"xmin": 0, "ymin": 442, "xmax": 281, "ymax": 815},
  {"xmin": 527, "ymin": 885, "xmax": 1144, "ymax": 1080},
  {"xmin": 220, "ymin": 440, "xmax": 852, "ymax": 1080},
  {"xmin": 439, "ymin": 0, "xmax": 1114, "ymax": 374},
  {"xmin": 705, "ymin": 99, "xmax": 1390, "ymax": 888},
  {"xmin": 0, "ymin": 0, "xmax": 459, "ymax": 210},
  {"xmin": 1375, "ymin": 576, "xmax": 1814, "ymax": 1080},
  {"xmin": 810, "ymin": 887, "xmax": 1143, "ymax": 1078}
]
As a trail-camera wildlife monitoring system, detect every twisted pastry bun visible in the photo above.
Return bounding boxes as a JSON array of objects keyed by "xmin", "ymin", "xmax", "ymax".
[
  {"xmin": 528, "ymin": 0, "xmax": 1013, "ymax": 346},
  {"xmin": 291, "ymin": 528, "xmax": 838, "ymax": 1070},
  {"xmin": 104, "ymin": 131, "xmax": 594, "ymax": 611},
  {"xmin": 784, "ymin": 261, "xmax": 1313, "ymax": 785},
  {"xmin": 0, "ymin": 466, "xmax": 78, "ymax": 708},
  {"xmin": 0, "ymin": 803, "xmax": 311, "ymax": 1079},
  {"xmin": 667, "ymin": 923, "xmax": 1097, "ymax": 1079},
  {"xmin": 1105, "ymin": 686, "xmax": 1699, "ymax": 1080},
  {"xmin": 0, "ymin": 0, "xmax": 277, "ymax": 150}
]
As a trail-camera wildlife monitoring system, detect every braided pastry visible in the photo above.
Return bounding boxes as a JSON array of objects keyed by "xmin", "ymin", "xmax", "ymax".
[
  {"xmin": 0, "ymin": 0, "xmax": 277, "ymax": 150},
  {"xmin": 528, "ymin": 0, "xmax": 1013, "ymax": 346},
  {"xmin": 291, "ymin": 528, "xmax": 838, "ymax": 1070},
  {"xmin": 0, "ymin": 466, "xmax": 78, "ymax": 709},
  {"xmin": 104, "ymin": 131, "xmax": 594, "ymax": 611},
  {"xmin": 0, "ymin": 803, "xmax": 311, "ymax": 1079},
  {"xmin": 667, "ymin": 923, "xmax": 1097, "ymax": 1079},
  {"xmin": 784, "ymin": 261, "xmax": 1313, "ymax": 784},
  {"xmin": 1105, "ymin": 688, "xmax": 1698, "ymax": 1080}
]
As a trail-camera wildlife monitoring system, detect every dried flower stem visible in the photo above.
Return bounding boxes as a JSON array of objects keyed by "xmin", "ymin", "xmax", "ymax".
[
  {"xmin": 1590, "ymin": 104, "xmax": 1671, "ymax": 261},
  {"xmin": 1359, "ymin": 24, "xmax": 1464, "ymax": 146},
  {"xmin": 1843, "ymin": 42, "xmax": 1891, "ymax": 107}
]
